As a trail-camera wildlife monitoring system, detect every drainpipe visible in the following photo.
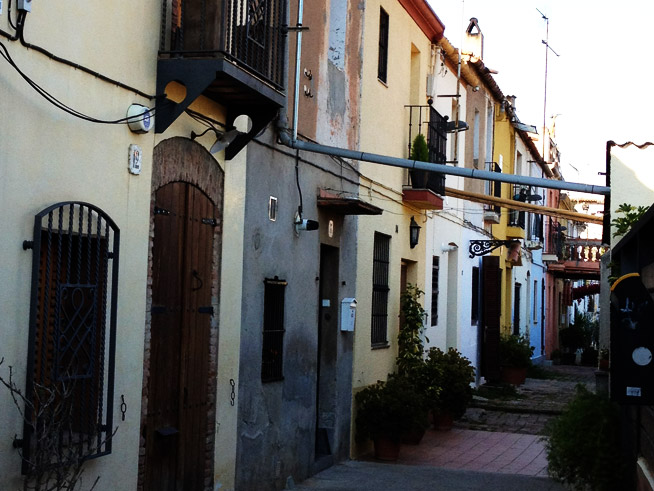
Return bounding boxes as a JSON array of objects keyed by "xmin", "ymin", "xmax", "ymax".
[
  {"xmin": 292, "ymin": 0, "xmax": 304, "ymax": 141},
  {"xmin": 276, "ymin": 132, "xmax": 610, "ymax": 196}
]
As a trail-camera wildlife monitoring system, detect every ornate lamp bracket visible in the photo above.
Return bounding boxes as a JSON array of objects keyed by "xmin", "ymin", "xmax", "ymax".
[{"xmin": 469, "ymin": 239, "xmax": 520, "ymax": 258}]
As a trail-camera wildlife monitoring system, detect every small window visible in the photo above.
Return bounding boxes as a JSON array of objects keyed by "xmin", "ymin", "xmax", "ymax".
[
  {"xmin": 262, "ymin": 277, "xmax": 287, "ymax": 382},
  {"xmin": 371, "ymin": 232, "xmax": 390, "ymax": 346},
  {"xmin": 21, "ymin": 202, "xmax": 119, "ymax": 473},
  {"xmin": 378, "ymin": 8, "xmax": 389, "ymax": 83},
  {"xmin": 431, "ymin": 257, "xmax": 439, "ymax": 326}
]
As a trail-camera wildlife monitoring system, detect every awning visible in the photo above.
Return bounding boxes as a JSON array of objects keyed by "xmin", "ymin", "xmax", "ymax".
[{"xmin": 317, "ymin": 190, "xmax": 383, "ymax": 215}]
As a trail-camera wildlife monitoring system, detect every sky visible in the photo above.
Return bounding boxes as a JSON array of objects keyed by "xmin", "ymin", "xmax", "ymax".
[{"xmin": 429, "ymin": 0, "xmax": 654, "ymax": 187}]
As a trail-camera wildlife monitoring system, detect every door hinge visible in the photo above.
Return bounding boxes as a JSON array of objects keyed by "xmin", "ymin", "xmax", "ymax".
[
  {"xmin": 202, "ymin": 217, "xmax": 218, "ymax": 226},
  {"xmin": 198, "ymin": 306, "xmax": 214, "ymax": 315},
  {"xmin": 154, "ymin": 206, "xmax": 171, "ymax": 216}
]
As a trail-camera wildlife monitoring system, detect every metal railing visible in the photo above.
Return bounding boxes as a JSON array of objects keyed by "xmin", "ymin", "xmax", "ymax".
[
  {"xmin": 160, "ymin": 0, "xmax": 286, "ymax": 89},
  {"xmin": 405, "ymin": 105, "xmax": 447, "ymax": 195}
]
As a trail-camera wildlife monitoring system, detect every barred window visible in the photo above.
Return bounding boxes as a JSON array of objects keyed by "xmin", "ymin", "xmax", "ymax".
[
  {"xmin": 431, "ymin": 257, "xmax": 439, "ymax": 326},
  {"xmin": 261, "ymin": 277, "xmax": 286, "ymax": 382},
  {"xmin": 371, "ymin": 233, "xmax": 390, "ymax": 346},
  {"xmin": 21, "ymin": 202, "xmax": 119, "ymax": 474}
]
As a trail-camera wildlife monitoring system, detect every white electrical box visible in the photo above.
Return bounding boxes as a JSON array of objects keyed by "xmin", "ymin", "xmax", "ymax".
[
  {"xmin": 17, "ymin": 0, "xmax": 31, "ymax": 12},
  {"xmin": 340, "ymin": 297, "xmax": 357, "ymax": 332}
]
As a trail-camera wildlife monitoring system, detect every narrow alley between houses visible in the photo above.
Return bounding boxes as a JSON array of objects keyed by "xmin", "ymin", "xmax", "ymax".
[{"xmin": 288, "ymin": 365, "xmax": 595, "ymax": 490}]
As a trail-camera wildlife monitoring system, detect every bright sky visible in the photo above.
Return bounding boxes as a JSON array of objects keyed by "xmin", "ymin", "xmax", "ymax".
[{"xmin": 430, "ymin": 0, "xmax": 654, "ymax": 187}]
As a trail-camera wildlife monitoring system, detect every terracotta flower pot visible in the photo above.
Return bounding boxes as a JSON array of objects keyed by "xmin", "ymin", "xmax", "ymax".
[
  {"xmin": 500, "ymin": 366, "xmax": 527, "ymax": 386},
  {"xmin": 373, "ymin": 435, "xmax": 401, "ymax": 461}
]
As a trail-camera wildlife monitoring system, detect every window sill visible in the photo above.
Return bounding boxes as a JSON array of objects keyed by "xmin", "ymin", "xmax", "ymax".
[
  {"xmin": 377, "ymin": 78, "xmax": 388, "ymax": 88},
  {"xmin": 371, "ymin": 343, "xmax": 390, "ymax": 350}
]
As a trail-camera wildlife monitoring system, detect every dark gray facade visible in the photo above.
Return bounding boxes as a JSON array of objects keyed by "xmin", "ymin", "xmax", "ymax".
[{"xmin": 235, "ymin": 129, "xmax": 361, "ymax": 490}]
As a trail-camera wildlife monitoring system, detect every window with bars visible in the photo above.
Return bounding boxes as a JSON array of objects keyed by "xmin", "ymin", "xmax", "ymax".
[
  {"xmin": 371, "ymin": 233, "xmax": 390, "ymax": 346},
  {"xmin": 21, "ymin": 202, "xmax": 119, "ymax": 474},
  {"xmin": 377, "ymin": 8, "xmax": 389, "ymax": 83},
  {"xmin": 431, "ymin": 256, "xmax": 439, "ymax": 327},
  {"xmin": 261, "ymin": 277, "xmax": 286, "ymax": 382}
]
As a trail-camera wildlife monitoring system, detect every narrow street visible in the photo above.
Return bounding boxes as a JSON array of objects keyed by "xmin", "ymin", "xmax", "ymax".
[{"xmin": 288, "ymin": 365, "xmax": 595, "ymax": 490}]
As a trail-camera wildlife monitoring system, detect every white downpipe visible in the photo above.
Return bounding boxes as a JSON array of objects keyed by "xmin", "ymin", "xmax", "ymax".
[{"xmin": 292, "ymin": 0, "xmax": 304, "ymax": 141}]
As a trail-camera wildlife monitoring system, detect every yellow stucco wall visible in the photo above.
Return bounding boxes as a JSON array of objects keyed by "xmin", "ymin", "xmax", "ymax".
[
  {"xmin": 353, "ymin": 0, "xmax": 433, "ymax": 390},
  {"xmin": 0, "ymin": 2, "xmax": 241, "ymax": 488}
]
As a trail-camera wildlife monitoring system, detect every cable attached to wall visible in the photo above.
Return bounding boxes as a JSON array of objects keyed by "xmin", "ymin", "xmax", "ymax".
[{"xmin": 0, "ymin": 4, "xmax": 155, "ymax": 101}]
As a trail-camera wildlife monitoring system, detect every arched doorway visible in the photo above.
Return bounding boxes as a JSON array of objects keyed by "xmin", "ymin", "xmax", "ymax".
[{"xmin": 140, "ymin": 138, "xmax": 223, "ymax": 491}]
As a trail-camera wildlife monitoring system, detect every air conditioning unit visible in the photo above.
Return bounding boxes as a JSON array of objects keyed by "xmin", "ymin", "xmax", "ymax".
[{"xmin": 525, "ymin": 240, "xmax": 543, "ymax": 251}]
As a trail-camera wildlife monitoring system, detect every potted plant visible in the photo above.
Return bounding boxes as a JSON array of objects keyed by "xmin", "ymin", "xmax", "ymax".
[
  {"xmin": 499, "ymin": 334, "xmax": 534, "ymax": 386},
  {"xmin": 397, "ymin": 284, "xmax": 427, "ymax": 376},
  {"xmin": 409, "ymin": 134, "xmax": 430, "ymax": 188},
  {"xmin": 419, "ymin": 347, "xmax": 474, "ymax": 430},
  {"xmin": 354, "ymin": 374, "xmax": 428, "ymax": 460}
]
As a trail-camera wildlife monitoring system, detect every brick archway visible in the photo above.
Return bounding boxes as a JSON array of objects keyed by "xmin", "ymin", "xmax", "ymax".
[{"xmin": 138, "ymin": 137, "xmax": 224, "ymax": 491}]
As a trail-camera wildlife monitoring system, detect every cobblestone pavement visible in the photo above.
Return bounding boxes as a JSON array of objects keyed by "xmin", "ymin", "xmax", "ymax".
[{"xmin": 457, "ymin": 364, "xmax": 598, "ymax": 435}]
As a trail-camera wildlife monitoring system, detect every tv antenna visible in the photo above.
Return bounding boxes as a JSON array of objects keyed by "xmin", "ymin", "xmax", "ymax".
[{"xmin": 537, "ymin": 8, "xmax": 560, "ymax": 160}]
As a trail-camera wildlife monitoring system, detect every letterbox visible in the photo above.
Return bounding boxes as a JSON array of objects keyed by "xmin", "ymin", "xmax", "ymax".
[{"xmin": 340, "ymin": 298, "xmax": 357, "ymax": 332}]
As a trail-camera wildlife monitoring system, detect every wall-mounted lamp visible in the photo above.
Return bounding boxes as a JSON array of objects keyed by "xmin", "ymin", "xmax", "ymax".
[
  {"xmin": 190, "ymin": 127, "xmax": 242, "ymax": 154},
  {"xmin": 294, "ymin": 210, "xmax": 319, "ymax": 236},
  {"xmin": 409, "ymin": 216, "xmax": 421, "ymax": 249}
]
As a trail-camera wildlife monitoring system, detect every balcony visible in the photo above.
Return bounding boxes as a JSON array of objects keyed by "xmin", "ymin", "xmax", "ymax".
[
  {"xmin": 546, "ymin": 238, "xmax": 606, "ymax": 279},
  {"xmin": 155, "ymin": 0, "xmax": 286, "ymax": 158},
  {"xmin": 403, "ymin": 105, "xmax": 447, "ymax": 210}
]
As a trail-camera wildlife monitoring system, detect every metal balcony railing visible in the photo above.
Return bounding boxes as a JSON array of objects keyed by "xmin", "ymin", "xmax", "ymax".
[
  {"xmin": 160, "ymin": 0, "xmax": 286, "ymax": 89},
  {"xmin": 508, "ymin": 183, "xmax": 528, "ymax": 228},
  {"xmin": 405, "ymin": 105, "xmax": 447, "ymax": 196}
]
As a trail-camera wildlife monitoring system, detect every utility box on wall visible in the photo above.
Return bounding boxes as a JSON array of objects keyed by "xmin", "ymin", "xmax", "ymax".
[
  {"xmin": 340, "ymin": 298, "xmax": 357, "ymax": 332},
  {"xmin": 610, "ymin": 273, "xmax": 654, "ymax": 404}
]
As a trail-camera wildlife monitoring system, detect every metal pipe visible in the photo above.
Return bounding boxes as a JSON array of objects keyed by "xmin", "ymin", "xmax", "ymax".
[
  {"xmin": 277, "ymin": 131, "xmax": 610, "ymax": 196},
  {"xmin": 292, "ymin": 0, "xmax": 304, "ymax": 141}
]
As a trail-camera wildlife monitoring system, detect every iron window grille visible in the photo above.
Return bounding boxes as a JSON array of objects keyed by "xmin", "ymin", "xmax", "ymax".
[
  {"xmin": 261, "ymin": 277, "xmax": 286, "ymax": 382},
  {"xmin": 431, "ymin": 256, "xmax": 439, "ymax": 327},
  {"xmin": 20, "ymin": 202, "xmax": 119, "ymax": 475},
  {"xmin": 371, "ymin": 233, "xmax": 390, "ymax": 346},
  {"xmin": 377, "ymin": 8, "xmax": 389, "ymax": 83},
  {"xmin": 160, "ymin": 0, "xmax": 286, "ymax": 89},
  {"xmin": 406, "ymin": 105, "xmax": 447, "ymax": 195}
]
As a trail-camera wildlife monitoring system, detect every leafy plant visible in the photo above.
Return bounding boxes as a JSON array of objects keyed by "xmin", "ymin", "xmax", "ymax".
[
  {"xmin": 611, "ymin": 202, "xmax": 649, "ymax": 238},
  {"xmin": 397, "ymin": 285, "xmax": 427, "ymax": 375},
  {"xmin": 499, "ymin": 334, "xmax": 534, "ymax": 369},
  {"xmin": 354, "ymin": 373, "xmax": 428, "ymax": 442},
  {"xmin": 420, "ymin": 347, "xmax": 474, "ymax": 419},
  {"xmin": 545, "ymin": 385, "xmax": 632, "ymax": 490},
  {"xmin": 410, "ymin": 134, "xmax": 429, "ymax": 162}
]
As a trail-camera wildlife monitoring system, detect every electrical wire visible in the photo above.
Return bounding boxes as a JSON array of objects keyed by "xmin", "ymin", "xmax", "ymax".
[{"xmin": 0, "ymin": 40, "xmax": 157, "ymax": 125}]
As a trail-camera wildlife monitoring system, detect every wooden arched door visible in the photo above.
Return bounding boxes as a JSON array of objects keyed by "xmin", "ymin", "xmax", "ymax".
[{"xmin": 144, "ymin": 181, "xmax": 216, "ymax": 490}]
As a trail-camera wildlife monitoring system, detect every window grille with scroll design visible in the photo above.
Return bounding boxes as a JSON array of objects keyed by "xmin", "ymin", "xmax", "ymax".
[{"xmin": 20, "ymin": 202, "xmax": 119, "ymax": 475}]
